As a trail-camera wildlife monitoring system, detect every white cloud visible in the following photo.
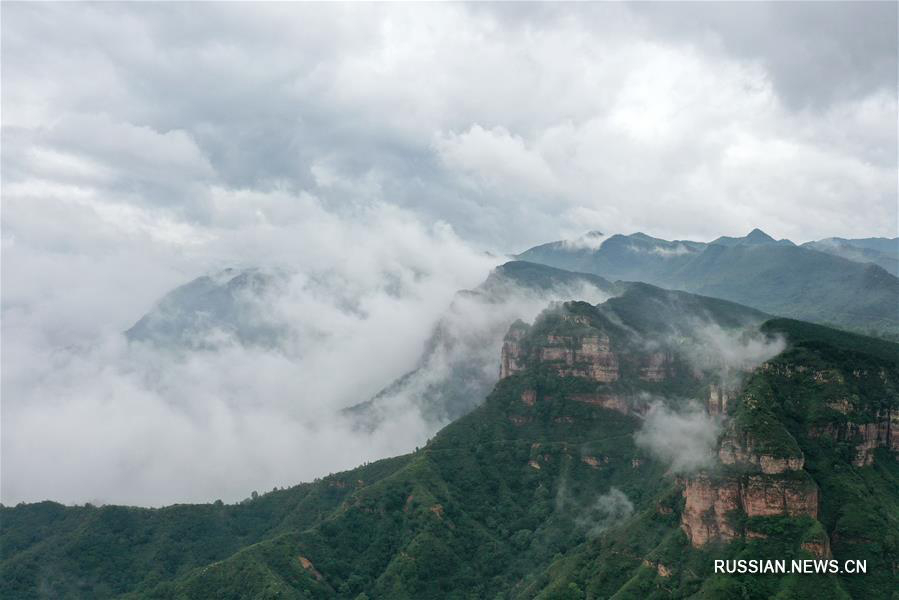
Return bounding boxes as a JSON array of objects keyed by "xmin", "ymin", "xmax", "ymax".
[
  {"xmin": 3, "ymin": 3, "xmax": 893, "ymax": 247},
  {"xmin": 435, "ymin": 125, "xmax": 561, "ymax": 200},
  {"xmin": 0, "ymin": 2, "xmax": 893, "ymax": 506},
  {"xmin": 1, "ymin": 188, "xmax": 498, "ymax": 506},
  {"xmin": 635, "ymin": 402, "xmax": 721, "ymax": 474}
]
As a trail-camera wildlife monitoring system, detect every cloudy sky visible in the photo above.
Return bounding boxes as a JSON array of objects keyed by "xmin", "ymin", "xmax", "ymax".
[{"xmin": 2, "ymin": 2, "xmax": 896, "ymax": 506}]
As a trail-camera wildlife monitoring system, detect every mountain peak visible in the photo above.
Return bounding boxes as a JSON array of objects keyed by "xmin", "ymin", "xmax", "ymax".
[
  {"xmin": 711, "ymin": 228, "xmax": 791, "ymax": 247},
  {"xmin": 745, "ymin": 228, "xmax": 775, "ymax": 243}
]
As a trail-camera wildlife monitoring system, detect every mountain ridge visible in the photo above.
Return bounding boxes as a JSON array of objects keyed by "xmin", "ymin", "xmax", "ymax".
[{"xmin": 518, "ymin": 230, "xmax": 899, "ymax": 336}]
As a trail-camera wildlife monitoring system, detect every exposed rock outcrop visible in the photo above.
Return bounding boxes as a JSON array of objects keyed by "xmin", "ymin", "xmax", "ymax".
[
  {"xmin": 707, "ymin": 384, "xmax": 729, "ymax": 416},
  {"xmin": 520, "ymin": 390, "xmax": 537, "ymax": 406},
  {"xmin": 801, "ymin": 537, "xmax": 832, "ymax": 559},
  {"xmin": 740, "ymin": 475, "xmax": 818, "ymax": 518},
  {"xmin": 298, "ymin": 556, "xmax": 324, "ymax": 581},
  {"xmin": 639, "ymin": 351, "xmax": 672, "ymax": 381},
  {"xmin": 498, "ymin": 311, "xmax": 624, "ymax": 383},
  {"xmin": 538, "ymin": 333, "xmax": 619, "ymax": 382},
  {"xmin": 642, "ymin": 559, "xmax": 672, "ymax": 577},
  {"xmin": 570, "ymin": 393, "xmax": 630, "ymax": 415},
  {"xmin": 746, "ymin": 529, "xmax": 768, "ymax": 540},
  {"xmin": 680, "ymin": 475, "xmax": 742, "ymax": 547},
  {"xmin": 808, "ymin": 409, "xmax": 899, "ymax": 466},
  {"xmin": 500, "ymin": 322, "xmax": 529, "ymax": 379},
  {"xmin": 681, "ymin": 473, "xmax": 818, "ymax": 547},
  {"xmin": 717, "ymin": 436, "xmax": 805, "ymax": 474},
  {"xmin": 580, "ymin": 455, "xmax": 608, "ymax": 469}
]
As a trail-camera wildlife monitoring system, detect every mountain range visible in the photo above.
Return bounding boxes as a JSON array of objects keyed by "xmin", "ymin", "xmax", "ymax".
[
  {"xmin": 518, "ymin": 230, "xmax": 899, "ymax": 337},
  {"xmin": 3, "ymin": 284, "xmax": 897, "ymax": 599},
  {"xmin": 119, "ymin": 228, "xmax": 898, "ymax": 430},
  {"xmin": 3, "ymin": 229, "xmax": 898, "ymax": 598}
]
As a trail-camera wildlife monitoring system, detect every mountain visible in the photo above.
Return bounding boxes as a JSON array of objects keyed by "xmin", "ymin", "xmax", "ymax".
[
  {"xmin": 5, "ymin": 286, "xmax": 896, "ymax": 598},
  {"xmin": 345, "ymin": 261, "xmax": 619, "ymax": 427},
  {"xmin": 517, "ymin": 231, "xmax": 705, "ymax": 283},
  {"xmin": 710, "ymin": 228, "xmax": 796, "ymax": 248},
  {"xmin": 126, "ymin": 267, "xmax": 289, "ymax": 350},
  {"xmin": 802, "ymin": 237, "xmax": 899, "ymax": 277},
  {"xmin": 518, "ymin": 229, "xmax": 899, "ymax": 336},
  {"xmin": 124, "ymin": 259, "xmax": 621, "ymax": 430},
  {"xmin": 122, "ymin": 260, "xmax": 622, "ymax": 436}
]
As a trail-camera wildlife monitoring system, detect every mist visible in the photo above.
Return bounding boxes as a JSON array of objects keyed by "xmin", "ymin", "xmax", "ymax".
[
  {"xmin": 1, "ymin": 197, "xmax": 499, "ymax": 507},
  {"xmin": 684, "ymin": 323, "xmax": 787, "ymax": 390},
  {"xmin": 575, "ymin": 487, "xmax": 635, "ymax": 538},
  {"xmin": 634, "ymin": 402, "xmax": 721, "ymax": 474},
  {"xmin": 2, "ymin": 181, "xmax": 623, "ymax": 507},
  {"xmin": 358, "ymin": 276, "xmax": 614, "ymax": 426}
]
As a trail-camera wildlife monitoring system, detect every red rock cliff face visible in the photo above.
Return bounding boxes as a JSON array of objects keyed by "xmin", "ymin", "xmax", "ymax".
[
  {"xmin": 499, "ymin": 324, "xmax": 529, "ymax": 379},
  {"xmin": 538, "ymin": 333, "xmax": 619, "ymax": 382},
  {"xmin": 681, "ymin": 473, "xmax": 818, "ymax": 547},
  {"xmin": 740, "ymin": 475, "xmax": 818, "ymax": 519},
  {"xmin": 684, "ymin": 414, "xmax": 817, "ymax": 547},
  {"xmin": 718, "ymin": 432, "xmax": 805, "ymax": 474},
  {"xmin": 681, "ymin": 475, "xmax": 742, "ymax": 547},
  {"xmin": 499, "ymin": 326, "xmax": 620, "ymax": 383},
  {"xmin": 808, "ymin": 409, "xmax": 899, "ymax": 466}
]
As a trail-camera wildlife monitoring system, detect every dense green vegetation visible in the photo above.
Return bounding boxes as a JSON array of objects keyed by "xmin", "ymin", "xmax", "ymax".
[
  {"xmin": 0, "ymin": 457, "xmax": 412, "ymax": 598},
  {"xmin": 3, "ymin": 291, "xmax": 897, "ymax": 599}
]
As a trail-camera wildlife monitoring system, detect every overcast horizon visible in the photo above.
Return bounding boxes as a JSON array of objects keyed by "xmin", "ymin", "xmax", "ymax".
[{"xmin": 2, "ymin": 2, "xmax": 897, "ymax": 506}]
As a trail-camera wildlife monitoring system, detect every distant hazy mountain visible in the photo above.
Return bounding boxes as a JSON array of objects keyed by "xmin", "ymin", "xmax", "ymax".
[
  {"xmin": 709, "ymin": 228, "xmax": 796, "ymax": 248},
  {"xmin": 519, "ymin": 229, "xmax": 899, "ymax": 336},
  {"xmin": 802, "ymin": 237, "xmax": 899, "ymax": 276},
  {"xmin": 126, "ymin": 267, "xmax": 289, "ymax": 350},
  {"xmin": 126, "ymin": 260, "xmax": 620, "ymax": 427}
]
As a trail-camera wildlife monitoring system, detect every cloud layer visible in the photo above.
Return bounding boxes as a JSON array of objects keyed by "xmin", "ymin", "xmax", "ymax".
[
  {"xmin": 1, "ymin": 3, "xmax": 894, "ymax": 505},
  {"xmin": 3, "ymin": 3, "xmax": 895, "ymax": 250},
  {"xmin": 2, "ymin": 197, "xmax": 498, "ymax": 506}
]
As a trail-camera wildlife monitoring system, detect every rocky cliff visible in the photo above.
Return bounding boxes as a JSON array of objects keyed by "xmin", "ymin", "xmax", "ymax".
[
  {"xmin": 499, "ymin": 314, "xmax": 620, "ymax": 382},
  {"xmin": 499, "ymin": 320, "xmax": 530, "ymax": 379},
  {"xmin": 495, "ymin": 299, "xmax": 830, "ymax": 550},
  {"xmin": 808, "ymin": 409, "xmax": 899, "ymax": 466},
  {"xmin": 681, "ymin": 467, "xmax": 819, "ymax": 547}
]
